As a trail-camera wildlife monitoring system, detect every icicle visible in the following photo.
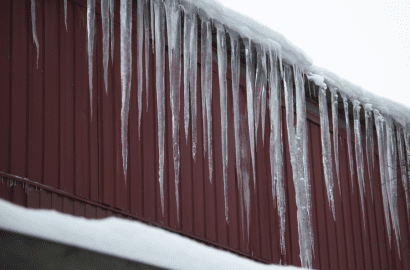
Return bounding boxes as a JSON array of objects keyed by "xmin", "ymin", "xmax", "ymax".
[
  {"xmin": 87, "ymin": 0, "xmax": 96, "ymax": 118},
  {"xmin": 110, "ymin": 0, "xmax": 114, "ymax": 65},
  {"xmin": 374, "ymin": 110, "xmax": 392, "ymax": 246},
  {"xmin": 216, "ymin": 22, "xmax": 229, "ymax": 223},
  {"xmin": 342, "ymin": 95, "xmax": 355, "ymax": 191},
  {"xmin": 230, "ymin": 30, "xmax": 242, "ymax": 224},
  {"xmin": 254, "ymin": 46, "xmax": 262, "ymax": 145},
  {"xmin": 364, "ymin": 104, "xmax": 374, "ymax": 200},
  {"xmin": 261, "ymin": 48, "xmax": 267, "ymax": 145},
  {"xmin": 386, "ymin": 117, "xmax": 401, "ymax": 257},
  {"xmin": 120, "ymin": 0, "xmax": 132, "ymax": 183},
  {"xmin": 330, "ymin": 88, "xmax": 341, "ymax": 196},
  {"xmin": 244, "ymin": 39, "xmax": 256, "ymax": 189},
  {"xmin": 200, "ymin": 19, "xmax": 208, "ymax": 158},
  {"xmin": 64, "ymin": 0, "xmax": 67, "ymax": 31},
  {"xmin": 137, "ymin": 0, "xmax": 144, "ymax": 137},
  {"xmin": 319, "ymin": 86, "xmax": 335, "ymax": 219},
  {"xmin": 155, "ymin": 0, "xmax": 166, "ymax": 216},
  {"xmin": 268, "ymin": 45, "xmax": 286, "ymax": 255},
  {"xmin": 289, "ymin": 66, "xmax": 314, "ymax": 268},
  {"xmin": 31, "ymin": 0, "xmax": 39, "ymax": 69},
  {"xmin": 396, "ymin": 124, "xmax": 410, "ymax": 220},
  {"xmin": 200, "ymin": 17, "xmax": 213, "ymax": 183},
  {"xmin": 102, "ymin": 0, "xmax": 110, "ymax": 95},
  {"xmin": 144, "ymin": 0, "xmax": 150, "ymax": 111},
  {"xmin": 165, "ymin": 0, "xmax": 182, "ymax": 221},
  {"xmin": 353, "ymin": 100, "xmax": 366, "ymax": 232},
  {"xmin": 189, "ymin": 11, "xmax": 198, "ymax": 161},
  {"xmin": 241, "ymin": 114, "xmax": 251, "ymax": 241},
  {"xmin": 183, "ymin": 9, "xmax": 192, "ymax": 143},
  {"xmin": 150, "ymin": 0, "xmax": 155, "ymax": 53}
]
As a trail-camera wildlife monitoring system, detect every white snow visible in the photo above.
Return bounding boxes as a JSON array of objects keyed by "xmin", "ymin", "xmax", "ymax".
[
  {"xmin": 0, "ymin": 198, "xmax": 305, "ymax": 270},
  {"xmin": 31, "ymin": 0, "xmax": 39, "ymax": 69},
  {"xmin": 318, "ymin": 86, "xmax": 335, "ymax": 220},
  {"xmin": 216, "ymin": 22, "xmax": 229, "ymax": 223}
]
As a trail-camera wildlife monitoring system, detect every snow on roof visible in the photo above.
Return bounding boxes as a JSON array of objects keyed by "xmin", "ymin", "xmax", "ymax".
[
  {"xmin": 181, "ymin": 0, "xmax": 410, "ymax": 127},
  {"xmin": 0, "ymin": 198, "xmax": 305, "ymax": 270}
]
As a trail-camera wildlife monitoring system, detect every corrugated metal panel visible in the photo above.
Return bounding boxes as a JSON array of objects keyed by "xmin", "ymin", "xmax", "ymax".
[{"xmin": 1, "ymin": 0, "xmax": 409, "ymax": 269}]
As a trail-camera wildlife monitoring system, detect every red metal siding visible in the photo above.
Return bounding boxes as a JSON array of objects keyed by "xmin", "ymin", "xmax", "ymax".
[{"xmin": 1, "ymin": 0, "xmax": 410, "ymax": 269}]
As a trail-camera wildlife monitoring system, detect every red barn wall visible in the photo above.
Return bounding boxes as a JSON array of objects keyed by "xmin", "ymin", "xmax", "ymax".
[{"xmin": 0, "ymin": 0, "xmax": 409, "ymax": 269}]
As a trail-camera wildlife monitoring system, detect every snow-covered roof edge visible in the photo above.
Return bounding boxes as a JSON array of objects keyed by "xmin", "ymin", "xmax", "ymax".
[{"xmin": 180, "ymin": 0, "xmax": 312, "ymax": 68}]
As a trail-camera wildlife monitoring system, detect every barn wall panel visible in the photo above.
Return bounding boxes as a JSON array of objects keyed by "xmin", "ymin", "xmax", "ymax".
[{"xmin": 1, "ymin": 1, "xmax": 409, "ymax": 269}]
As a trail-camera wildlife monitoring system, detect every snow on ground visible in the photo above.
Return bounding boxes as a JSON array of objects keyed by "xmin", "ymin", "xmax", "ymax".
[{"xmin": 0, "ymin": 198, "xmax": 306, "ymax": 270}]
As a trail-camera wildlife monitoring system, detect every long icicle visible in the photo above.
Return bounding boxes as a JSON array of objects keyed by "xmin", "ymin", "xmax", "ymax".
[
  {"xmin": 342, "ymin": 94, "xmax": 355, "ymax": 191},
  {"xmin": 261, "ymin": 47, "xmax": 267, "ymax": 145},
  {"xmin": 216, "ymin": 22, "xmax": 229, "ymax": 223},
  {"xmin": 254, "ymin": 46, "xmax": 262, "ymax": 146},
  {"xmin": 230, "ymin": 31, "xmax": 244, "ymax": 240},
  {"xmin": 120, "ymin": 0, "xmax": 132, "ymax": 184},
  {"xmin": 319, "ymin": 86, "xmax": 335, "ymax": 219},
  {"xmin": 200, "ymin": 18, "xmax": 208, "ymax": 158},
  {"xmin": 150, "ymin": 0, "xmax": 155, "ymax": 52},
  {"xmin": 155, "ymin": 0, "xmax": 166, "ymax": 216},
  {"xmin": 165, "ymin": 0, "xmax": 182, "ymax": 222},
  {"xmin": 269, "ymin": 45, "xmax": 286, "ymax": 255},
  {"xmin": 137, "ymin": 0, "xmax": 144, "ymax": 137},
  {"xmin": 374, "ymin": 110, "xmax": 392, "ymax": 247},
  {"xmin": 353, "ymin": 100, "xmax": 366, "ymax": 232},
  {"xmin": 364, "ymin": 104, "xmax": 374, "ymax": 200},
  {"xmin": 110, "ymin": 0, "xmax": 114, "ymax": 65},
  {"xmin": 205, "ymin": 20, "xmax": 213, "ymax": 184},
  {"xmin": 396, "ymin": 124, "xmax": 410, "ymax": 221},
  {"xmin": 330, "ymin": 87, "xmax": 341, "ymax": 196},
  {"xmin": 64, "ymin": 0, "xmax": 68, "ymax": 31},
  {"xmin": 144, "ymin": 0, "xmax": 150, "ymax": 110},
  {"xmin": 87, "ymin": 0, "xmax": 96, "ymax": 118},
  {"xmin": 183, "ymin": 8, "xmax": 192, "ymax": 143},
  {"xmin": 244, "ymin": 39, "xmax": 256, "ymax": 189},
  {"xmin": 31, "ymin": 0, "xmax": 39, "ymax": 69},
  {"xmin": 189, "ymin": 10, "xmax": 198, "ymax": 161},
  {"xmin": 386, "ymin": 117, "xmax": 401, "ymax": 258},
  {"xmin": 102, "ymin": 0, "xmax": 110, "ymax": 94}
]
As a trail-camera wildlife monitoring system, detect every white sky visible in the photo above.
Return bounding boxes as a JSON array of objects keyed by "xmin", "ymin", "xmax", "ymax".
[{"xmin": 218, "ymin": 0, "xmax": 410, "ymax": 109}]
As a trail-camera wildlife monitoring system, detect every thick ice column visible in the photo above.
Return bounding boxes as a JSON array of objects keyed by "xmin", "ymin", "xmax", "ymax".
[
  {"xmin": 386, "ymin": 117, "xmax": 401, "ymax": 257},
  {"xmin": 31, "ymin": 0, "xmax": 39, "ymax": 69},
  {"xmin": 319, "ymin": 86, "xmax": 335, "ymax": 219},
  {"xmin": 165, "ymin": 0, "xmax": 182, "ymax": 221},
  {"xmin": 353, "ymin": 100, "xmax": 366, "ymax": 231},
  {"xmin": 374, "ymin": 110, "xmax": 392, "ymax": 246},
  {"xmin": 137, "ymin": 0, "xmax": 144, "ymax": 137},
  {"xmin": 154, "ymin": 0, "xmax": 166, "ymax": 216},
  {"xmin": 342, "ymin": 94, "xmax": 355, "ymax": 191},
  {"xmin": 268, "ymin": 46, "xmax": 285, "ymax": 254},
  {"xmin": 183, "ymin": 9, "xmax": 192, "ymax": 143},
  {"xmin": 330, "ymin": 87, "xmax": 340, "ymax": 195},
  {"xmin": 364, "ymin": 104, "xmax": 374, "ymax": 200},
  {"xmin": 102, "ymin": 0, "xmax": 110, "ymax": 94},
  {"xmin": 87, "ymin": 0, "xmax": 96, "ymax": 118},
  {"xmin": 189, "ymin": 10, "xmax": 198, "ymax": 161},
  {"xmin": 285, "ymin": 66, "xmax": 314, "ymax": 267},
  {"xmin": 396, "ymin": 124, "xmax": 410, "ymax": 220},
  {"xmin": 216, "ymin": 22, "xmax": 229, "ymax": 223},
  {"xmin": 120, "ymin": 0, "xmax": 132, "ymax": 183},
  {"xmin": 244, "ymin": 39, "xmax": 256, "ymax": 188}
]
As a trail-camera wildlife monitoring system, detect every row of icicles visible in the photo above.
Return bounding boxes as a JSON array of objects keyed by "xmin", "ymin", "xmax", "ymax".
[{"xmin": 28, "ymin": 0, "xmax": 410, "ymax": 268}]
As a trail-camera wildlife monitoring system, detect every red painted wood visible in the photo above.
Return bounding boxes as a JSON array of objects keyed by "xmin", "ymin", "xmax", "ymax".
[
  {"xmin": 0, "ymin": 0, "xmax": 11, "ymax": 175},
  {"xmin": 1, "ymin": 1, "xmax": 409, "ymax": 268},
  {"xmin": 10, "ymin": 0, "xmax": 28, "ymax": 178}
]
